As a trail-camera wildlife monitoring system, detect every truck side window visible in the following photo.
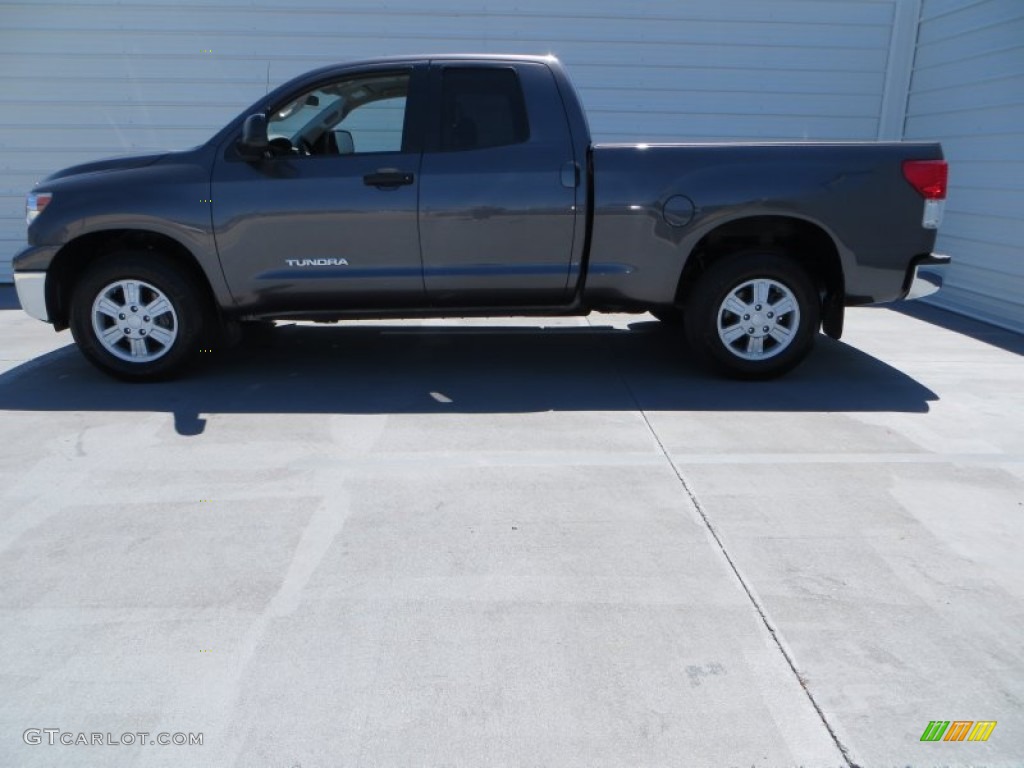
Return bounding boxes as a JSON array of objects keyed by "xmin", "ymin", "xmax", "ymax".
[
  {"xmin": 440, "ymin": 68, "xmax": 529, "ymax": 152},
  {"xmin": 267, "ymin": 72, "xmax": 410, "ymax": 156}
]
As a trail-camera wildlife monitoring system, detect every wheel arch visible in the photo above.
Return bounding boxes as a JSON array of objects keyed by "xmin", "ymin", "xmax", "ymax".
[
  {"xmin": 675, "ymin": 214, "xmax": 847, "ymax": 339},
  {"xmin": 46, "ymin": 229, "xmax": 220, "ymax": 330}
]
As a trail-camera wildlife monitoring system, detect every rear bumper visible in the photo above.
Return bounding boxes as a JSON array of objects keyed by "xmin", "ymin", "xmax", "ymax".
[
  {"xmin": 904, "ymin": 253, "xmax": 950, "ymax": 300},
  {"xmin": 14, "ymin": 271, "xmax": 49, "ymax": 322}
]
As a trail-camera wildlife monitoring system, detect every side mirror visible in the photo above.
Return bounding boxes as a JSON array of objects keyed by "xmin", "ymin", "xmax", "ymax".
[
  {"xmin": 335, "ymin": 129, "xmax": 354, "ymax": 155},
  {"xmin": 238, "ymin": 114, "xmax": 269, "ymax": 158}
]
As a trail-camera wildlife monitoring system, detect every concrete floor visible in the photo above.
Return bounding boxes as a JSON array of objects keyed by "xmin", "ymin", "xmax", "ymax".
[{"xmin": 0, "ymin": 288, "xmax": 1021, "ymax": 767}]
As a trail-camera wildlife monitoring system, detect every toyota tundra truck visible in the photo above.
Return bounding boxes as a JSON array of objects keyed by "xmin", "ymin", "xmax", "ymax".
[{"xmin": 12, "ymin": 54, "xmax": 949, "ymax": 380}]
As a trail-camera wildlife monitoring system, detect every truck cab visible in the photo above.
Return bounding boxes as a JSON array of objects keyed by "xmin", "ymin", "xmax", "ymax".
[{"xmin": 215, "ymin": 57, "xmax": 586, "ymax": 313}]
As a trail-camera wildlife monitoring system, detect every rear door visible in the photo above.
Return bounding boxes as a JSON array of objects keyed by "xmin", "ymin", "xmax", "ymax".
[
  {"xmin": 211, "ymin": 64, "xmax": 427, "ymax": 313},
  {"xmin": 418, "ymin": 61, "xmax": 580, "ymax": 306}
]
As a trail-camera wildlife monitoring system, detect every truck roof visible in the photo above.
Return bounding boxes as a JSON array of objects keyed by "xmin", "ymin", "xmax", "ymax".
[{"xmin": 289, "ymin": 53, "xmax": 562, "ymax": 82}]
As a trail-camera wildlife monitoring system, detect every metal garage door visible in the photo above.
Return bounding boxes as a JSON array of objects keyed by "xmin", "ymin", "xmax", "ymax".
[
  {"xmin": 904, "ymin": 0, "xmax": 1024, "ymax": 333},
  {"xmin": 0, "ymin": 0, "xmax": 898, "ymax": 282}
]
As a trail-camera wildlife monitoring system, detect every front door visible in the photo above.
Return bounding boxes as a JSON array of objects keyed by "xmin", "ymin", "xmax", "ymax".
[{"xmin": 212, "ymin": 66, "xmax": 427, "ymax": 313}]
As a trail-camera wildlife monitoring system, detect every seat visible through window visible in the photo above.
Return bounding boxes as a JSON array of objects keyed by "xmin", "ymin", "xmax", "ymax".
[{"xmin": 440, "ymin": 68, "xmax": 529, "ymax": 152}]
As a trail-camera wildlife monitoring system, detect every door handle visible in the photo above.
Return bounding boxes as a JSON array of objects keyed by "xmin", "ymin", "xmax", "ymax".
[{"xmin": 363, "ymin": 169, "xmax": 414, "ymax": 188}]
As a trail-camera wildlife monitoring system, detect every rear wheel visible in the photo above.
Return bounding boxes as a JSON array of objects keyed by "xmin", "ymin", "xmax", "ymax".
[
  {"xmin": 684, "ymin": 252, "xmax": 819, "ymax": 379},
  {"xmin": 70, "ymin": 252, "xmax": 212, "ymax": 381}
]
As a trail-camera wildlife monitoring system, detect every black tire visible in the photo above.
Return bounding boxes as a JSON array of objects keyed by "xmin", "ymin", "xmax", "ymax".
[
  {"xmin": 69, "ymin": 251, "xmax": 213, "ymax": 381},
  {"xmin": 683, "ymin": 251, "xmax": 819, "ymax": 379}
]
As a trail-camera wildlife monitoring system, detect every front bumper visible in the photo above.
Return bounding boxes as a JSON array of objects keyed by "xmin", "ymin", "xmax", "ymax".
[
  {"xmin": 904, "ymin": 253, "xmax": 950, "ymax": 300},
  {"xmin": 14, "ymin": 272, "xmax": 49, "ymax": 322}
]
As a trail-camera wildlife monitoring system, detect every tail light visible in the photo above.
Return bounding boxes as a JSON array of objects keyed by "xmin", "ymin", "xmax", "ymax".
[{"xmin": 902, "ymin": 160, "xmax": 948, "ymax": 200}]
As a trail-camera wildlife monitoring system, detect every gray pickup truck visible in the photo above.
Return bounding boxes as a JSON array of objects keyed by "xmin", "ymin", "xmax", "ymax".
[{"xmin": 13, "ymin": 54, "xmax": 949, "ymax": 381}]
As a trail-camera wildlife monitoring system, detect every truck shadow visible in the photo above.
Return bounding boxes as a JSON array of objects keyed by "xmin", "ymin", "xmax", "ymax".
[{"xmin": 0, "ymin": 320, "xmax": 937, "ymax": 436}]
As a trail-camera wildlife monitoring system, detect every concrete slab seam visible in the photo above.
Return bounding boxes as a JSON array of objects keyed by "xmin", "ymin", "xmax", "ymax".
[
  {"xmin": 638, "ymin": 410, "xmax": 859, "ymax": 768},
  {"xmin": 589, "ymin": 317, "xmax": 858, "ymax": 768}
]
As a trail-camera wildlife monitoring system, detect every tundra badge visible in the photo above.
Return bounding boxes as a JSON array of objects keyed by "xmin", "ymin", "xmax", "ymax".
[{"xmin": 285, "ymin": 258, "xmax": 350, "ymax": 267}]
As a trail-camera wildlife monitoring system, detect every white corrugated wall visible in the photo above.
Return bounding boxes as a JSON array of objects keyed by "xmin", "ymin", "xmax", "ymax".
[
  {"xmin": 0, "ymin": 0, "xmax": 899, "ymax": 282},
  {"xmin": 904, "ymin": 0, "xmax": 1024, "ymax": 333}
]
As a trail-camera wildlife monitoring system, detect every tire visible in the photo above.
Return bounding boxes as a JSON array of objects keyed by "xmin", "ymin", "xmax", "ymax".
[
  {"xmin": 69, "ymin": 251, "xmax": 213, "ymax": 381},
  {"xmin": 683, "ymin": 251, "xmax": 819, "ymax": 379}
]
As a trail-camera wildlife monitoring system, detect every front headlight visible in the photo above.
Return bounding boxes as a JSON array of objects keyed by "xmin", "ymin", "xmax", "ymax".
[{"xmin": 26, "ymin": 192, "xmax": 53, "ymax": 225}]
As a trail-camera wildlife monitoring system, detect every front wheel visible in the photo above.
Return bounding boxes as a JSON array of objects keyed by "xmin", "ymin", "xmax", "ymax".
[
  {"xmin": 684, "ymin": 252, "xmax": 820, "ymax": 379},
  {"xmin": 69, "ymin": 252, "xmax": 212, "ymax": 381}
]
